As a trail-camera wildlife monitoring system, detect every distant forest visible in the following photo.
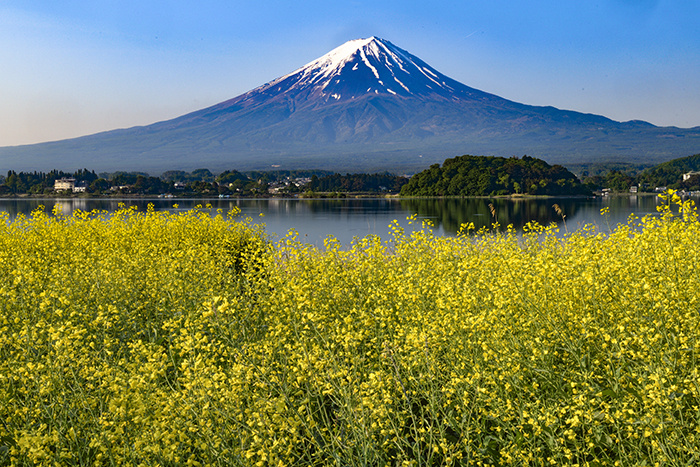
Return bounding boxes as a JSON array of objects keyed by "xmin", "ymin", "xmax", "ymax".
[
  {"xmin": 0, "ymin": 169, "xmax": 332, "ymax": 196},
  {"xmin": 1, "ymin": 169, "xmax": 100, "ymax": 195},
  {"xmin": 400, "ymin": 155, "xmax": 590, "ymax": 196},
  {"xmin": 1, "ymin": 152, "xmax": 698, "ymax": 197},
  {"xmin": 577, "ymin": 153, "xmax": 700, "ymax": 192},
  {"xmin": 307, "ymin": 173, "xmax": 409, "ymax": 193},
  {"xmin": 0, "ymin": 168, "xmax": 408, "ymax": 196}
]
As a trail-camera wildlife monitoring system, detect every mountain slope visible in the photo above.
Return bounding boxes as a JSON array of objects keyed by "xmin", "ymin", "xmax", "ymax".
[{"xmin": 1, "ymin": 37, "xmax": 699, "ymax": 173}]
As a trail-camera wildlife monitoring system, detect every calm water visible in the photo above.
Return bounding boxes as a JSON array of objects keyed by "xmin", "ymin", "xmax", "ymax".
[{"xmin": 0, "ymin": 195, "xmax": 678, "ymax": 246}]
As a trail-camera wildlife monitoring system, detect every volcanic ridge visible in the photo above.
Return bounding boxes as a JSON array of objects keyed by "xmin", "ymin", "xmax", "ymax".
[{"xmin": 1, "ymin": 36, "xmax": 699, "ymax": 173}]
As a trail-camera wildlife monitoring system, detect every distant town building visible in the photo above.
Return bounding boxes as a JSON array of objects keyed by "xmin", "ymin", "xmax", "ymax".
[
  {"xmin": 629, "ymin": 186, "xmax": 638, "ymax": 193},
  {"xmin": 54, "ymin": 178, "xmax": 76, "ymax": 191},
  {"xmin": 73, "ymin": 181, "xmax": 88, "ymax": 193},
  {"xmin": 683, "ymin": 171, "xmax": 700, "ymax": 181}
]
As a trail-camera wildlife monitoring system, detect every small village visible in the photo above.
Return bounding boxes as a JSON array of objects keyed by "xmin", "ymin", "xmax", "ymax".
[
  {"xmin": 0, "ymin": 170, "xmax": 408, "ymax": 197},
  {"xmin": 1, "ymin": 158, "xmax": 699, "ymax": 198}
]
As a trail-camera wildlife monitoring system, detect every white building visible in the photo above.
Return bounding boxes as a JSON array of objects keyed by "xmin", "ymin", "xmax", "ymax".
[
  {"xmin": 682, "ymin": 171, "xmax": 700, "ymax": 181},
  {"xmin": 54, "ymin": 178, "xmax": 76, "ymax": 191},
  {"xmin": 73, "ymin": 181, "xmax": 88, "ymax": 193}
]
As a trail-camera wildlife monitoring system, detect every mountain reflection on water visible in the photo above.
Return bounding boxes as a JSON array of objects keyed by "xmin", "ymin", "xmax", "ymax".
[
  {"xmin": 399, "ymin": 195, "xmax": 667, "ymax": 234},
  {"xmin": 0, "ymin": 195, "xmax": 674, "ymax": 246},
  {"xmin": 398, "ymin": 197, "xmax": 587, "ymax": 233}
]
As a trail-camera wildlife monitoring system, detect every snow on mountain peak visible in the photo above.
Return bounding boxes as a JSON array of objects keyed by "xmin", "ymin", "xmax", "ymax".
[
  {"xmin": 240, "ymin": 37, "xmax": 478, "ymax": 105},
  {"xmin": 315, "ymin": 37, "xmax": 377, "ymax": 70},
  {"xmin": 281, "ymin": 37, "xmax": 392, "ymax": 90}
]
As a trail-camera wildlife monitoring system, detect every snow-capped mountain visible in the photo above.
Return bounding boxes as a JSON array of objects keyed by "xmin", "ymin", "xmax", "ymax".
[
  {"xmin": 237, "ymin": 37, "xmax": 490, "ymax": 102},
  {"xmin": 1, "ymin": 37, "xmax": 699, "ymax": 173},
  {"xmin": 193, "ymin": 36, "xmax": 510, "ymax": 118},
  {"xmin": 163, "ymin": 36, "xmax": 609, "ymax": 143}
]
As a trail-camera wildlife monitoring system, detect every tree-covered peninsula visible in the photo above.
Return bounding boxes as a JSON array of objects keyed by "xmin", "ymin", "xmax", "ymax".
[{"xmin": 400, "ymin": 155, "xmax": 591, "ymax": 196}]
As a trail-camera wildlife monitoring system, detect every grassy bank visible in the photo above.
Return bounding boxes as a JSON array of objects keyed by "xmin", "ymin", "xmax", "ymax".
[{"xmin": 1, "ymin": 195, "xmax": 699, "ymax": 466}]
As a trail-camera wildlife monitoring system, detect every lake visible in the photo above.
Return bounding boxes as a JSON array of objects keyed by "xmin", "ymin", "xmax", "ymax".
[{"xmin": 0, "ymin": 194, "xmax": 680, "ymax": 246}]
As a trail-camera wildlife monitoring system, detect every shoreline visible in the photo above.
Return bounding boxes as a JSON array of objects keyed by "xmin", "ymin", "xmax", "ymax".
[{"xmin": 1, "ymin": 191, "xmax": 692, "ymax": 201}]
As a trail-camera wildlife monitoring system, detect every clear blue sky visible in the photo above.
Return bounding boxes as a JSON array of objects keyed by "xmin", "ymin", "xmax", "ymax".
[{"xmin": 1, "ymin": 0, "xmax": 699, "ymax": 147}]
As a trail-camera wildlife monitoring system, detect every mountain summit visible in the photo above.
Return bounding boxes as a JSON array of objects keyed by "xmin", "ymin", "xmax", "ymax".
[
  {"xmin": 237, "ymin": 36, "xmax": 489, "ymax": 102},
  {"xmin": 168, "ymin": 36, "xmax": 510, "ymax": 136},
  {"xmin": 1, "ymin": 37, "xmax": 699, "ymax": 173}
]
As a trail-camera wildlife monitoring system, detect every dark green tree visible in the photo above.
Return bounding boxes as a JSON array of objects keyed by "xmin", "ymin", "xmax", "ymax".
[{"xmin": 400, "ymin": 155, "xmax": 589, "ymax": 197}]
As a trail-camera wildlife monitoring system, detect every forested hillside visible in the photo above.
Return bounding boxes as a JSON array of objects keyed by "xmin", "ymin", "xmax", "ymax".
[
  {"xmin": 307, "ymin": 173, "xmax": 408, "ymax": 193},
  {"xmin": 637, "ymin": 153, "xmax": 700, "ymax": 188},
  {"xmin": 400, "ymin": 155, "xmax": 590, "ymax": 196}
]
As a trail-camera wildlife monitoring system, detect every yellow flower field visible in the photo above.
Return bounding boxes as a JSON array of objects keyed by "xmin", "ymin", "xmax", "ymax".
[{"xmin": 1, "ymin": 194, "xmax": 699, "ymax": 466}]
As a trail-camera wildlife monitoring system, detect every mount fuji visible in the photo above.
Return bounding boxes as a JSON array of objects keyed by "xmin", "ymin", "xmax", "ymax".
[{"xmin": 2, "ymin": 37, "xmax": 699, "ymax": 173}]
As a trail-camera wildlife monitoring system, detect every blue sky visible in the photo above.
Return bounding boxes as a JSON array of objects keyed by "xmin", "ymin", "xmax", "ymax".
[{"xmin": 1, "ymin": 0, "xmax": 699, "ymax": 147}]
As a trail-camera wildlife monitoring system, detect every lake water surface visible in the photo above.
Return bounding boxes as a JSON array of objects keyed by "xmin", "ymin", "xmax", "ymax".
[{"xmin": 0, "ymin": 195, "xmax": 679, "ymax": 246}]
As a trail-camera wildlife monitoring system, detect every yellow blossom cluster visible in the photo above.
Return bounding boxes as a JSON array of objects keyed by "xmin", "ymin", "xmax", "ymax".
[{"xmin": 1, "ymin": 194, "xmax": 699, "ymax": 466}]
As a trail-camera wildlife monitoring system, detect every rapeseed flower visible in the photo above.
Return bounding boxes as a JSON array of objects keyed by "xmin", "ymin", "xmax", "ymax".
[{"xmin": 0, "ymin": 198, "xmax": 699, "ymax": 465}]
